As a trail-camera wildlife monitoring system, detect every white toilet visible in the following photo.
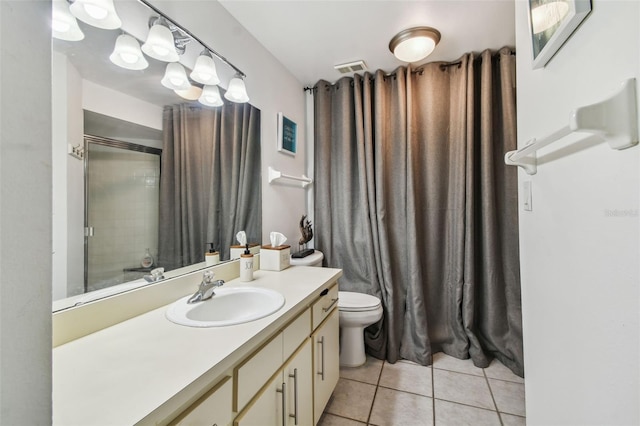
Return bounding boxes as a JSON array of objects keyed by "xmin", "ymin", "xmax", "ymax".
[{"xmin": 290, "ymin": 250, "xmax": 384, "ymax": 367}]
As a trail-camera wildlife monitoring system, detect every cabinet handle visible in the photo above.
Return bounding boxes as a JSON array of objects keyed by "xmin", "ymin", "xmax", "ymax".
[
  {"xmin": 322, "ymin": 297, "xmax": 338, "ymax": 313},
  {"xmin": 276, "ymin": 382, "xmax": 286, "ymax": 426},
  {"xmin": 317, "ymin": 336, "xmax": 325, "ymax": 381},
  {"xmin": 288, "ymin": 368, "xmax": 298, "ymax": 425}
]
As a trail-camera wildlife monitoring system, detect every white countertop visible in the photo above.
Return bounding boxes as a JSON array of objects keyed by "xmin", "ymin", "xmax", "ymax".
[{"xmin": 53, "ymin": 266, "xmax": 342, "ymax": 425}]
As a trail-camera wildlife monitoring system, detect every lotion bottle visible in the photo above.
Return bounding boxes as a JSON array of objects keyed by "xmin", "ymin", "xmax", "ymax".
[
  {"xmin": 240, "ymin": 244, "xmax": 254, "ymax": 282},
  {"xmin": 205, "ymin": 243, "xmax": 220, "ymax": 266}
]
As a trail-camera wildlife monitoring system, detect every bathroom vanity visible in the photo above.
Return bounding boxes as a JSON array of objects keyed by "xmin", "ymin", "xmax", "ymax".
[{"xmin": 53, "ymin": 265, "xmax": 342, "ymax": 425}]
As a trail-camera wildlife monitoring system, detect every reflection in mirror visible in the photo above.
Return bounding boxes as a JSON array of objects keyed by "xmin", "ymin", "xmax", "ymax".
[{"xmin": 52, "ymin": 0, "xmax": 261, "ymax": 311}]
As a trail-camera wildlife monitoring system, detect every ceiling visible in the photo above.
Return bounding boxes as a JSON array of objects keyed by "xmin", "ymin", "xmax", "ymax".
[{"xmin": 219, "ymin": 0, "xmax": 516, "ymax": 86}]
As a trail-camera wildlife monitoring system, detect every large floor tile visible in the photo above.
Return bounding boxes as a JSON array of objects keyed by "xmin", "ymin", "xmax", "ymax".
[
  {"xmin": 489, "ymin": 378, "xmax": 526, "ymax": 416},
  {"xmin": 434, "ymin": 399, "xmax": 501, "ymax": 426},
  {"xmin": 324, "ymin": 378, "xmax": 376, "ymax": 423},
  {"xmin": 369, "ymin": 387, "xmax": 433, "ymax": 426},
  {"xmin": 432, "ymin": 352, "xmax": 484, "ymax": 376},
  {"xmin": 317, "ymin": 413, "xmax": 366, "ymax": 426},
  {"xmin": 484, "ymin": 359, "xmax": 525, "ymax": 384},
  {"xmin": 433, "ymin": 369, "xmax": 495, "ymax": 410},
  {"xmin": 339, "ymin": 355, "xmax": 383, "ymax": 385},
  {"xmin": 501, "ymin": 413, "xmax": 527, "ymax": 426},
  {"xmin": 379, "ymin": 360, "xmax": 432, "ymax": 396}
]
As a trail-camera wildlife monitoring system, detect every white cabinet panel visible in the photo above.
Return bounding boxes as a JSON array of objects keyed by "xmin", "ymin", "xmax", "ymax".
[{"xmin": 312, "ymin": 308, "xmax": 339, "ymax": 425}]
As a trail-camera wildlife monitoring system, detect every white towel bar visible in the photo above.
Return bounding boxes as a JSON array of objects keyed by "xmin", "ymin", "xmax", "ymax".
[
  {"xmin": 505, "ymin": 78, "xmax": 638, "ymax": 175},
  {"xmin": 268, "ymin": 166, "xmax": 313, "ymax": 188}
]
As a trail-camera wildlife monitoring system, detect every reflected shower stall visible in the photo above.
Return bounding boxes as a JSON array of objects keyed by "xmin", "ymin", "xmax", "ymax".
[{"xmin": 84, "ymin": 135, "xmax": 161, "ymax": 292}]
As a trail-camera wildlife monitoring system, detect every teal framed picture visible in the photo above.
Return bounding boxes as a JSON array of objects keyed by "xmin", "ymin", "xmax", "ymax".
[{"xmin": 277, "ymin": 112, "xmax": 297, "ymax": 156}]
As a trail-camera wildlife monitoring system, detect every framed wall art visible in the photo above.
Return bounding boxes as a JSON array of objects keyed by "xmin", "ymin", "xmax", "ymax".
[
  {"xmin": 277, "ymin": 112, "xmax": 297, "ymax": 156},
  {"xmin": 528, "ymin": 0, "xmax": 592, "ymax": 69}
]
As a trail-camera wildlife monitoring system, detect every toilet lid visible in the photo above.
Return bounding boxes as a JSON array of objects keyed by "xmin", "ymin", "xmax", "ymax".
[{"xmin": 338, "ymin": 291, "xmax": 381, "ymax": 312}]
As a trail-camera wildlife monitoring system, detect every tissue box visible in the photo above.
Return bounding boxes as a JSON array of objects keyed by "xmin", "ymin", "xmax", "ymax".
[
  {"xmin": 260, "ymin": 244, "xmax": 291, "ymax": 271},
  {"xmin": 230, "ymin": 243, "xmax": 261, "ymax": 260}
]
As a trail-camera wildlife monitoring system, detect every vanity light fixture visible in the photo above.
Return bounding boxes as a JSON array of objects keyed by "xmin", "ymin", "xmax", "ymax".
[
  {"xmin": 142, "ymin": 17, "xmax": 179, "ymax": 62},
  {"xmin": 161, "ymin": 62, "xmax": 191, "ymax": 90},
  {"xmin": 530, "ymin": 1, "xmax": 569, "ymax": 34},
  {"xmin": 388, "ymin": 26, "xmax": 441, "ymax": 63},
  {"xmin": 109, "ymin": 34, "xmax": 148, "ymax": 70},
  {"xmin": 174, "ymin": 85, "xmax": 204, "ymax": 101},
  {"xmin": 69, "ymin": 0, "xmax": 122, "ymax": 30},
  {"xmin": 190, "ymin": 50, "xmax": 220, "ymax": 86},
  {"xmin": 224, "ymin": 74, "xmax": 250, "ymax": 103},
  {"xmin": 199, "ymin": 85, "xmax": 224, "ymax": 107},
  {"xmin": 52, "ymin": 0, "xmax": 84, "ymax": 41}
]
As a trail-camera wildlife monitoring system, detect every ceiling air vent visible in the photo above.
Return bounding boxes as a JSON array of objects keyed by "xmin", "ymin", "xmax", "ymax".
[{"xmin": 334, "ymin": 60, "xmax": 367, "ymax": 74}]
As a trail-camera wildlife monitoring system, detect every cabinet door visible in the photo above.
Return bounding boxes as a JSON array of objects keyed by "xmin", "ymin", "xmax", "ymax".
[
  {"xmin": 284, "ymin": 339, "xmax": 313, "ymax": 426},
  {"xmin": 235, "ymin": 371, "xmax": 285, "ymax": 426},
  {"xmin": 172, "ymin": 376, "xmax": 233, "ymax": 426},
  {"xmin": 312, "ymin": 308, "xmax": 339, "ymax": 425}
]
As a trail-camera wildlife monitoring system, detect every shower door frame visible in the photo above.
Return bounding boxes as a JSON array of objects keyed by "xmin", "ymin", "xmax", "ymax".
[{"xmin": 83, "ymin": 134, "xmax": 162, "ymax": 292}]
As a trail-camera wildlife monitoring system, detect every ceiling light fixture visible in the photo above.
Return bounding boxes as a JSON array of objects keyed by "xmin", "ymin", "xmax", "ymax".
[
  {"xmin": 389, "ymin": 27, "xmax": 441, "ymax": 63},
  {"xmin": 109, "ymin": 34, "xmax": 148, "ymax": 70},
  {"xmin": 69, "ymin": 0, "xmax": 122, "ymax": 30},
  {"xmin": 190, "ymin": 50, "xmax": 220, "ymax": 86},
  {"xmin": 224, "ymin": 74, "xmax": 249, "ymax": 103},
  {"xmin": 142, "ymin": 17, "xmax": 179, "ymax": 62},
  {"xmin": 161, "ymin": 62, "xmax": 190, "ymax": 90},
  {"xmin": 199, "ymin": 85, "xmax": 224, "ymax": 107},
  {"xmin": 52, "ymin": 0, "xmax": 84, "ymax": 41}
]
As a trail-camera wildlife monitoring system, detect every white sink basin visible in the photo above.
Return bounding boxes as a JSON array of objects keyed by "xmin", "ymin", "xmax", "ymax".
[{"xmin": 166, "ymin": 287, "xmax": 285, "ymax": 327}]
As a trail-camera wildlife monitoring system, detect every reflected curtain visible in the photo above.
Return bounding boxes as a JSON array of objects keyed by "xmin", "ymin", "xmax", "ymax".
[
  {"xmin": 314, "ymin": 47, "xmax": 523, "ymax": 376},
  {"xmin": 158, "ymin": 103, "xmax": 261, "ymax": 271}
]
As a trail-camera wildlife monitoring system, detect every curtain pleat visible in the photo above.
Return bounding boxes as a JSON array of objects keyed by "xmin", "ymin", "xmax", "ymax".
[
  {"xmin": 158, "ymin": 103, "xmax": 261, "ymax": 271},
  {"xmin": 314, "ymin": 47, "xmax": 523, "ymax": 376}
]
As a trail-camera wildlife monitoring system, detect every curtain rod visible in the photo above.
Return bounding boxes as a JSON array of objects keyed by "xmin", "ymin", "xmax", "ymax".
[{"xmin": 138, "ymin": 0, "xmax": 246, "ymax": 78}]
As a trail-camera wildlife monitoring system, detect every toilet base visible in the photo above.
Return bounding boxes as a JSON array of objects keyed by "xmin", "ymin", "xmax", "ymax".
[{"xmin": 339, "ymin": 325, "xmax": 367, "ymax": 367}]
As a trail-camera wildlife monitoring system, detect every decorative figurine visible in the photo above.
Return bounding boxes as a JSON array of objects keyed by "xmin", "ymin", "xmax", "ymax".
[{"xmin": 299, "ymin": 214, "xmax": 313, "ymax": 245}]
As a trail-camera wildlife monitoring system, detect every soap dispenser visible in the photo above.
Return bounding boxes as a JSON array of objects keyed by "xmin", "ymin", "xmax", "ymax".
[
  {"xmin": 205, "ymin": 243, "xmax": 220, "ymax": 267},
  {"xmin": 141, "ymin": 248, "xmax": 154, "ymax": 268},
  {"xmin": 240, "ymin": 243, "xmax": 254, "ymax": 282}
]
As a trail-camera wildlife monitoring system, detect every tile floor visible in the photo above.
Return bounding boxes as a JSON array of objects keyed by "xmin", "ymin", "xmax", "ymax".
[{"xmin": 319, "ymin": 353, "xmax": 525, "ymax": 426}]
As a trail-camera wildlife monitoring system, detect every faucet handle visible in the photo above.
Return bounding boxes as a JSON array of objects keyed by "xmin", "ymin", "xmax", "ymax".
[{"xmin": 203, "ymin": 269, "xmax": 216, "ymax": 283}]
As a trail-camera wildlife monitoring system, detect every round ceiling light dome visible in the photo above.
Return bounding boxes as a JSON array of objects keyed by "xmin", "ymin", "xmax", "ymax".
[{"xmin": 389, "ymin": 27, "xmax": 441, "ymax": 63}]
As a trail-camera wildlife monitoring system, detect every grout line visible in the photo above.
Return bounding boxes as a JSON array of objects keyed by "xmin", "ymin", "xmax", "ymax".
[
  {"xmin": 431, "ymin": 363, "xmax": 436, "ymax": 426},
  {"xmin": 365, "ymin": 359, "xmax": 385, "ymax": 425},
  {"xmin": 483, "ymin": 368, "xmax": 504, "ymax": 426},
  {"xmin": 433, "ymin": 396, "xmax": 501, "ymax": 414}
]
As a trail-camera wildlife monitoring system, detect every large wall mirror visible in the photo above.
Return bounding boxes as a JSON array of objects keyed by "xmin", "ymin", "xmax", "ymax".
[{"xmin": 52, "ymin": 0, "xmax": 262, "ymax": 311}]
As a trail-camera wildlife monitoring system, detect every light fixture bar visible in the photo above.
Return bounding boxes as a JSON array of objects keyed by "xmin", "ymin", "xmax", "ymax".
[{"xmin": 137, "ymin": 0, "xmax": 246, "ymax": 79}]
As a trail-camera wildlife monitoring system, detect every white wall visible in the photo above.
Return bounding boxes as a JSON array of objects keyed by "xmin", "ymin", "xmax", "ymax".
[
  {"xmin": 149, "ymin": 0, "xmax": 309, "ymax": 245},
  {"xmin": 515, "ymin": 1, "xmax": 639, "ymax": 424},
  {"xmin": 0, "ymin": 1, "xmax": 52, "ymax": 423}
]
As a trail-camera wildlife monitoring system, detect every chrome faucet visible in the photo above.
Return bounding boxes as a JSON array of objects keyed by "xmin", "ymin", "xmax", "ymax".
[
  {"xmin": 188, "ymin": 270, "xmax": 225, "ymax": 303},
  {"xmin": 143, "ymin": 267, "xmax": 165, "ymax": 283}
]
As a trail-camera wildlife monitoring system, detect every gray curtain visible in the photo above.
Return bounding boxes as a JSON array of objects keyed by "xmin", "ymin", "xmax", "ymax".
[
  {"xmin": 314, "ymin": 47, "xmax": 523, "ymax": 376},
  {"xmin": 158, "ymin": 103, "xmax": 261, "ymax": 271}
]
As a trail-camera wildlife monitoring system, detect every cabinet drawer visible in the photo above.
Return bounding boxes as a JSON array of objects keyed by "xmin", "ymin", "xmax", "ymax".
[
  {"xmin": 172, "ymin": 376, "xmax": 232, "ymax": 426},
  {"xmin": 311, "ymin": 283, "xmax": 339, "ymax": 330},
  {"xmin": 235, "ymin": 333, "xmax": 284, "ymax": 412},
  {"xmin": 282, "ymin": 308, "xmax": 310, "ymax": 362}
]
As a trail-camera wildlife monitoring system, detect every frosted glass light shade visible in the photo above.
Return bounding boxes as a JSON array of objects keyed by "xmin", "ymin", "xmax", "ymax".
[
  {"xmin": 199, "ymin": 85, "xmax": 224, "ymax": 107},
  {"xmin": 175, "ymin": 85, "xmax": 203, "ymax": 101},
  {"xmin": 142, "ymin": 23, "xmax": 179, "ymax": 62},
  {"xmin": 190, "ymin": 53, "xmax": 220, "ymax": 85},
  {"xmin": 389, "ymin": 27, "xmax": 441, "ymax": 63},
  {"xmin": 109, "ymin": 34, "xmax": 148, "ymax": 70},
  {"xmin": 224, "ymin": 76, "xmax": 250, "ymax": 103},
  {"xmin": 531, "ymin": 1, "xmax": 570, "ymax": 34},
  {"xmin": 52, "ymin": 0, "xmax": 84, "ymax": 41},
  {"xmin": 69, "ymin": 0, "xmax": 121, "ymax": 30},
  {"xmin": 161, "ymin": 63, "xmax": 190, "ymax": 90}
]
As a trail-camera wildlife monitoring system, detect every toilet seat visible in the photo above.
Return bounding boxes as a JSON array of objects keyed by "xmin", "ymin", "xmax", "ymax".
[{"xmin": 338, "ymin": 291, "xmax": 381, "ymax": 312}]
